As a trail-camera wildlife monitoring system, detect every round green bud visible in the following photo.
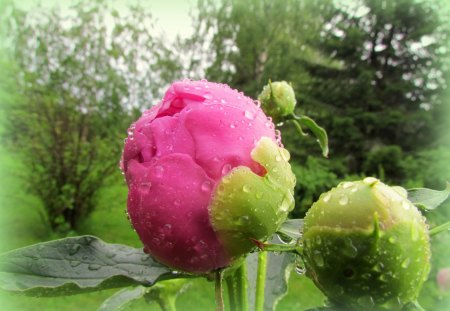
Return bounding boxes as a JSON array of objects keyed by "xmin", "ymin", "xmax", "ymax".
[
  {"xmin": 302, "ymin": 178, "xmax": 430, "ymax": 310},
  {"xmin": 258, "ymin": 81, "xmax": 296, "ymax": 121}
]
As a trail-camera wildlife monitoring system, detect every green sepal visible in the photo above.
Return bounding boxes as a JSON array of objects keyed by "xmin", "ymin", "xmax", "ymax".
[
  {"xmin": 209, "ymin": 137, "xmax": 296, "ymax": 258},
  {"xmin": 292, "ymin": 114, "xmax": 329, "ymax": 158}
]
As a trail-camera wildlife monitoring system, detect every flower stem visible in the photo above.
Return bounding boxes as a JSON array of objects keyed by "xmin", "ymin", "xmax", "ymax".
[
  {"xmin": 235, "ymin": 262, "xmax": 249, "ymax": 311},
  {"xmin": 429, "ymin": 220, "xmax": 450, "ymax": 237},
  {"xmin": 215, "ymin": 270, "xmax": 225, "ymax": 311},
  {"xmin": 255, "ymin": 251, "xmax": 267, "ymax": 311},
  {"xmin": 225, "ymin": 273, "xmax": 237, "ymax": 311},
  {"xmin": 225, "ymin": 262, "xmax": 249, "ymax": 311},
  {"xmin": 156, "ymin": 294, "xmax": 177, "ymax": 311}
]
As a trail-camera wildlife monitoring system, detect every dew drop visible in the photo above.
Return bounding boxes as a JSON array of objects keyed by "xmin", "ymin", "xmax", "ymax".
[
  {"xmin": 201, "ymin": 180, "xmax": 213, "ymax": 192},
  {"xmin": 339, "ymin": 195, "xmax": 349, "ymax": 205},
  {"xmin": 139, "ymin": 182, "xmax": 152, "ymax": 193},
  {"xmin": 70, "ymin": 260, "xmax": 81, "ymax": 267},
  {"xmin": 255, "ymin": 192, "xmax": 263, "ymax": 199},
  {"xmin": 401, "ymin": 258, "xmax": 411, "ymax": 269},
  {"xmin": 313, "ymin": 250, "xmax": 325, "ymax": 267},
  {"xmin": 295, "ymin": 266, "xmax": 306, "ymax": 275},
  {"xmin": 279, "ymin": 195, "xmax": 292, "ymax": 212},
  {"xmin": 88, "ymin": 264, "xmax": 101, "ymax": 271},
  {"xmin": 230, "ymin": 123, "xmax": 236, "ymax": 129},
  {"xmin": 69, "ymin": 244, "xmax": 81, "ymax": 255},
  {"xmin": 243, "ymin": 185, "xmax": 251, "ymax": 193},
  {"xmin": 163, "ymin": 223, "xmax": 172, "ymax": 231},
  {"xmin": 275, "ymin": 155, "xmax": 281, "ymax": 162},
  {"xmin": 401, "ymin": 201, "xmax": 410, "ymax": 210},
  {"xmin": 221, "ymin": 164, "xmax": 232, "ymax": 176},
  {"xmin": 363, "ymin": 177, "xmax": 379, "ymax": 186},
  {"xmin": 343, "ymin": 238, "xmax": 358, "ymax": 258},
  {"xmin": 140, "ymin": 255, "xmax": 150, "ymax": 262},
  {"xmin": 341, "ymin": 181, "xmax": 354, "ymax": 189},
  {"xmin": 323, "ymin": 193, "xmax": 332, "ymax": 203},
  {"xmin": 244, "ymin": 110, "xmax": 254, "ymax": 120},
  {"xmin": 155, "ymin": 166, "xmax": 164, "ymax": 178}
]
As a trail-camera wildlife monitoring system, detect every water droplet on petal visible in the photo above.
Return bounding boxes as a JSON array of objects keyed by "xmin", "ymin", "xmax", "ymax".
[
  {"xmin": 339, "ymin": 195, "xmax": 349, "ymax": 205},
  {"xmin": 323, "ymin": 193, "xmax": 332, "ymax": 203},
  {"xmin": 295, "ymin": 265, "xmax": 306, "ymax": 275},
  {"xmin": 244, "ymin": 110, "xmax": 254, "ymax": 120},
  {"xmin": 243, "ymin": 185, "xmax": 250, "ymax": 193},
  {"xmin": 363, "ymin": 177, "xmax": 379, "ymax": 186},
  {"xmin": 155, "ymin": 166, "xmax": 164, "ymax": 178},
  {"xmin": 401, "ymin": 201, "xmax": 410, "ymax": 210},
  {"xmin": 201, "ymin": 180, "xmax": 213, "ymax": 192},
  {"xmin": 139, "ymin": 182, "xmax": 152, "ymax": 193},
  {"xmin": 221, "ymin": 164, "xmax": 232, "ymax": 176},
  {"xmin": 341, "ymin": 181, "xmax": 354, "ymax": 189}
]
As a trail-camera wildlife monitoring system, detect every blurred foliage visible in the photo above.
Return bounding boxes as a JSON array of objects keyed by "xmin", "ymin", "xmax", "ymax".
[
  {"xmin": 179, "ymin": 0, "xmax": 450, "ymax": 210},
  {"xmin": 0, "ymin": 0, "xmax": 180, "ymax": 233}
]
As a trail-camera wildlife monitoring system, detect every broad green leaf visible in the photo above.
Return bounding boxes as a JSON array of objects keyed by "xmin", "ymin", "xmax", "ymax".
[
  {"xmin": 277, "ymin": 219, "xmax": 304, "ymax": 241},
  {"xmin": 0, "ymin": 235, "xmax": 183, "ymax": 296},
  {"xmin": 246, "ymin": 236, "xmax": 295, "ymax": 311},
  {"xmin": 293, "ymin": 115, "xmax": 329, "ymax": 157},
  {"xmin": 407, "ymin": 182, "xmax": 450, "ymax": 210},
  {"xmin": 98, "ymin": 286, "xmax": 146, "ymax": 311}
]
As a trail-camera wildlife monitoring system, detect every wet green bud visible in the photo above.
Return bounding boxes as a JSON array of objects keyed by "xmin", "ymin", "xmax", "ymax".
[
  {"xmin": 302, "ymin": 178, "xmax": 431, "ymax": 310},
  {"xmin": 258, "ymin": 81, "xmax": 296, "ymax": 121}
]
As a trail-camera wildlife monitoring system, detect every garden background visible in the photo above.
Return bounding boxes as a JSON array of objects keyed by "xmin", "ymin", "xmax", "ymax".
[{"xmin": 0, "ymin": 0, "xmax": 449, "ymax": 310}]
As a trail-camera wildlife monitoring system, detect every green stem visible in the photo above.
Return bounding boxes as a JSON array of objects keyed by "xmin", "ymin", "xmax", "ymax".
[
  {"xmin": 429, "ymin": 220, "xmax": 450, "ymax": 236},
  {"xmin": 255, "ymin": 251, "xmax": 267, "ymax": 311},
  {"xmin": 225, "ymin": 273, "xmax": 237, "ymax": 311},
  {"xmin": 215, "ymin": 271, "xmax": 225, "ymax": 311},
  {"xmin": 235, "ymin": 262, "xmax": 249, "ymax": 311},
  {"xmin": 157, "ymin": 294, "xmax": 177, "ymax": 311},
  {"xmin": 290, "ymin": 119, "xmax": 309, "ymax": 136}
]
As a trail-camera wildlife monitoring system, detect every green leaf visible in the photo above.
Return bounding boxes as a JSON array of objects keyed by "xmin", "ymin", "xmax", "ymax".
[
  {"xmin": 407, "ymin": 182, "xmax": 450, "ymax": 210},
  {"xmin": 0, "ymin": 235, "xmax": 182, "ymax": 296},
  {"xmin": 277, "ymin": 219, "xmax": 304, "ymax": 240},
  {"xmin": 246, "ymin": 236, "xmax": 295, "ymax": 311},
  {"xmin": 292, "ymin": 115, "xmax": 329, "ymax": 157},
  {"xmin": 98, "ymin": 286, "xmax": 146, "ymax": 311}
]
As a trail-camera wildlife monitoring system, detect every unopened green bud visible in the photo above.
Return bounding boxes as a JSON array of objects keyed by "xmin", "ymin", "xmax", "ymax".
[
  {"xmin": 258, "ymin": 81, "xmax": 296, "ymax": 121},
  {"xmin": 302, "ymin": 178, "xmax": 430, "ymax": 310}
]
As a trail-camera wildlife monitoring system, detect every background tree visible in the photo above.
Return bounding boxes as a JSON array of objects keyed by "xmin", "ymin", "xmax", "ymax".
[
  {"xmin": 180, "ymin": 0, "xmax": 450, "ymax": 214},
  {"xmin": 311, "ymin": 0, "xmax": 450, "ymax": 182},
  {"xmin": 0, "ymin": 0, "xmax": 181, "ymax": 232}
]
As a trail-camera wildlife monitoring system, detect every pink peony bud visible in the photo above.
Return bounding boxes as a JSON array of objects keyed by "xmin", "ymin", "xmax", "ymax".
[{"xmin": 121, "ymin": 80, "xmax": 295, "ymax": 273}]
